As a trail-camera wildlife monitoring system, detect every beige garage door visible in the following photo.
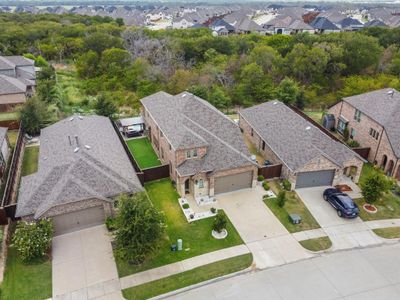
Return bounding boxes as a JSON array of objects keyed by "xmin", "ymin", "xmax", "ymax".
[
  {"xmin": 214, "ymin": 171, "xmax": 253, "ymax": 195},
  {"xmin": 53, "ymin": 206, "xmax": 105, "ymax": 236}
]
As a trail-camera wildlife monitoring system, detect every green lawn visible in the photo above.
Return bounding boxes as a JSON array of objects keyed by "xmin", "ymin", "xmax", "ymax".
[
  {"xmin": 355, "ymin": 164, "xmax": 400, "ymax": 221},
  {"xmin": 7, "ymin": 130, "xmax": 19, "ymax": 148},
  {"xmin": 126, "ymin": 138, "xmax": 161, "ymax": 170},
  {"xmin": 0, "ymin": 247, "xmax": 52, "ymax": 300},
  {"xmin": 264, "ymin": 181, "xmax": 320, "ymax": 233},
  {"xmin": 122, "ymin": 253, "xmax": 252, "ymax": 300},
  {"xmin": 115, "ymin": 179, "xmax": 244, "ymax": 277},
  {"xmin": 0, "ymin": 111, "xmax": 19, "ymax": 122},
  {"xmin": 299, "ymin": 236, "xmax": 332, "ymax": 252},
  {"xmin": 21, "ymin": 146, "xmax": 39, "ymax": 176},
  {"xmin": 373, "ymin": 227, "xmax": 400, "ymax": 239},
  {"xmin": 304, "ymin": 110, "xmax": 324, "ymax": 124}
]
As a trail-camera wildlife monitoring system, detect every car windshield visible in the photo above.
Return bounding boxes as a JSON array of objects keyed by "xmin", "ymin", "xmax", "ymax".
[{"xmin": 337, "ymin": 195, "xmax": 356, "ymax": 208}]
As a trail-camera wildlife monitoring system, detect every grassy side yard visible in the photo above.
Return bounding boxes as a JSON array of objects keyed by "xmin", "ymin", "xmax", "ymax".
[
  {"xmin": 264, "ymin": 181, "xmax": 320, "ymax": 233},
  {"xmin": 0, "ymin": 111, "xmax": 19, "ymax": 122},
  {"xmin": 0, "ymin": 247, "xmax": 52, "ymax": 300},
  {"xmin": 299, "ymin": 236, "xmax": 332, "ymax": 252},
  {"xmin": 21, "ymin": 146, "xmax": 39, "ymax": 176},
  {"xmin": 126, "ymin": 138, "xmax": 161, "ymax": 170},
  {"xmin": 7, "ymin": 130, "xmax": 19, "ymax": 148},
  {"xmin": 115, "ymin": 179, "xmax": 244, "ymax": 277},
  {"xmin": 304, "ymin": 110, "xmax": 324, "ymax": 124},
  {"xmin": 373, "ymin": 227, "xmax": 400, "ymax": 239},
  {"xmin": 122, "ymin": 253, "xmax": 252, "ymax": 300},
  {"xmin": 243, "ymin": 135, "xmax": 264, "ymax": 164},
  {"xmin": 355, "ymin": 164, "xmax": 400, "ymax": 221}
]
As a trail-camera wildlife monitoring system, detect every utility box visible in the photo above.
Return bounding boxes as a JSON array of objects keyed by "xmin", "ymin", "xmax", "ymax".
[
  {"xmin": 171, "ymin": 244, "xmax": 177, "ymax": 252},
  {"xmin": 177, "ymin": 239, "xmax": 183, "ymax": 251},
  {"xmin": 289, "ymin": 214, "xmax": 302, "ymax": 224}
]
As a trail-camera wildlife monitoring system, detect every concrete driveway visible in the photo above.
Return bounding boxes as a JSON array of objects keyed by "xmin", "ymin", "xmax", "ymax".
[
  {"xmin": 296, "ymin": 187, "xmax": 382, "ymax": 250},
  {"xmin": 216, "ymin": 186, "xmax": 312, "ymax": 269},
  {"xmin": 52, "ymin": 225, "xmax": 123, "ymax": 300}
]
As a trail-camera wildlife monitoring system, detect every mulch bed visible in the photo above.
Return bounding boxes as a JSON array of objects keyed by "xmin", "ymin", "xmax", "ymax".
[{"xmin": 335, "ymin": 184, "xmax": 353, "ymax": 192}]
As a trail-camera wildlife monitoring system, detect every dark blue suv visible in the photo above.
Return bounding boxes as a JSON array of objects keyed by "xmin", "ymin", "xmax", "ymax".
[{"xmin": 323, "ymin": 188, "xmax": 359, "ymax": 218}]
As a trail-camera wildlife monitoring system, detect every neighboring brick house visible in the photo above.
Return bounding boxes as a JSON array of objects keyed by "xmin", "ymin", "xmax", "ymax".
[
  {"xmin": 329, "ymin": 88, "xmax": 400, "ymax": 180},
  {"xmin": 0, "ymin": 56, "xmax": 36, "ymax": 111},
  {"xmin": 16, "ymin": 115, "xmax": 142, "ymax": 235},
  {"xmin": 239, "ymin": 101, "xmax": 364, "ymax": 189},
  {"xmin": 141, "ymin": 91, "xmax": 258, "ymax": 200}
]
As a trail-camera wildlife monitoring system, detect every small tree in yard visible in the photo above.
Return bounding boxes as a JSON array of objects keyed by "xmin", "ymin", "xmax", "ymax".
[
  {"xmin": 115, "ymin": 192, "xmax": 165, "ymax": 265},
  {"xmin": 277, "ymin": 191, "xmax": 286, "ymax": 208},
  {"xmin": 94, "ymin": 94, "xmax": 118, "ymax": 118},
  {"xmin": 20, "ymin": 97, "xmax": 49, "ymax": 135},
  {"xmin": 12, "ymin": 219, "xmax": 53, "ymax": 262},
  {"xmin": 213, "ymin": 211, "xmax": 227, "ymax": 233},
  {"xmin": 360, "ymin": 171, "xmax": 392, "ymax": 206}
]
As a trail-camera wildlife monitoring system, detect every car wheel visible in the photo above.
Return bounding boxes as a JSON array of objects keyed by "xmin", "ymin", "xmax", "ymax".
[
  {"xmin": 337, "ymin": 210, "xmax": 343, "ymax": 217},
  {"xmin": 323, "ymin": 195, "xmax": 327, "ymax": 201}
]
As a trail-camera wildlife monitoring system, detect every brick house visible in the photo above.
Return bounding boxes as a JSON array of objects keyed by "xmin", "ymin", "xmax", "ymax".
[
  {"xmin": 239, "ymin": 101, "xmax": 364, "ymax": 189},
  {"xmin": 141, "ymin": 91, "xmax": 258, "ymax": 200},
  {"xmin": 16, "ymin": 115, "xmax": 142, "ymax": 235},
  {"xmin": 328, "ymin": 88, "xmax": 400, "ymax": 180}
]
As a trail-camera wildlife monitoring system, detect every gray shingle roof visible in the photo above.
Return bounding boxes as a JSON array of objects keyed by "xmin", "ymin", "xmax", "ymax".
[
  {"xmin": 310, "ymin": 16, "xmax": 339, "ymax": 30},
  {"xmin": 0, "ymin": 127, "xmax": 8, "ymax": 147},
  {"xmin": 3, "ymin": 56, "xmax": 34, "ymax": 67},
  {"xmin": 343, "ymin": 88, "xmax": 400, "ymax": 158},
  {"xmin": 141, "ymin": 92, "xmax": 254, "ymax": 177},
  {"xmin": 0, "ymin": 75, "xmax": 27, "ymax": 95},
  {"xmin": 240, "ymin": 101, "xmax": 362, "ymax": 171},
  {"xmin": 16, "ymin": 115, "xmax": 143, "ymax": 218},
  {"xmin": 0, "ymin": 57, "xmax": 14, "ymax": 70}
]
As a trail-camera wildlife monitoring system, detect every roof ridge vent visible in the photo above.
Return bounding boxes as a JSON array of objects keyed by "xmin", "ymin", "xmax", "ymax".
[
  {"xmin": 84, "ymin": 145, "xmax": 91, "ymax": 150},
  {"xmin": 74, "ymin": 147, "xmax": 80, "ymax": 153},
  {"xmin": 305, "ymin": 126, "xmax": 311, "ymax": 130},
  {"xmin": 182, "ymin": 93, "xmax": 187, "ymax": 98},
  {"xmin": 388, "ymin": 90, "xmax": 394, "ymax": 97},
  {"xmin": 69, "ymin": 117, "xmax": 74, "ymax": 121}
]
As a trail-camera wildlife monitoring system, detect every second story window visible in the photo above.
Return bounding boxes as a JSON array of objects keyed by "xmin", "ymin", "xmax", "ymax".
[
  {"xmin": 193, "ymin": 149, "xmax": 198, "ymax": 158},
  {"xmin": 369, "ymin": 128, "xmax": 379, "ymax": 140},
  {"xmin": 198, "ymin": 179, "xmax": 204, "ymax": 188},
  {"xmin": 186, "ymin": 150, "xmax": 191, "ymax": 159},
  {"xmin": 354, "ymin": 109, "xmax": 361, "ymax": 122}
]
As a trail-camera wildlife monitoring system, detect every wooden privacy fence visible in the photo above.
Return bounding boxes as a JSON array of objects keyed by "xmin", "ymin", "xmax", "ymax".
[
  {"xmin": 258, "ymin": 164, "xmax": 282, "ymax": 179},
  {"xmin": 352, "ymin": 147, "xmax": 370, "ymax": 160},
  {"xmin": 0, "ymin": 120, "xmax": 20, "ymax": 130},
  {"xmin": 111, "ymin": 119, "xmax": 170, "ymax": 186},
  {"xmin": 0, "ymin": 127, "xmax": 24, "ymax": 224}
]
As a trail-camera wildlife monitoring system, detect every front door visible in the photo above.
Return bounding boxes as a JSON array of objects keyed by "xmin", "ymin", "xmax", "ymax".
[{"xmin": 184, "ymin": 179, "xmax": 190, "ymax": 194}]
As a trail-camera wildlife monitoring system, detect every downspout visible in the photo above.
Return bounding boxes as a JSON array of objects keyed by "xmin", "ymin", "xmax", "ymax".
[
  {"xmin": 393, "ymin": 157, "xmax": 399, "ymax": 178},
  {"xmin": 373, "ymin": 127, "xmax": 385, "ymax": 164}
]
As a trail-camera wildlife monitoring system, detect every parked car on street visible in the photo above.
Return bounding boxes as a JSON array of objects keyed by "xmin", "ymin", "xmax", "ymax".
[{"xmin": 323, "ymin": 188, "xmax": 359, "ymax": 218}]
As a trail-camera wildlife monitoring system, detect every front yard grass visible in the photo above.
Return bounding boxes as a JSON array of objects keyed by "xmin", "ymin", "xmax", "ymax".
[
  {"xmin": 372, "ymin": 227, "xmax": 400, "ymax": 239},
  {"xmin": 355, "ymin": 164, "xmax": 400, "ymax": 221},
  {"xmin": 0, "ymin": 246, "xmax": 52, "ymax": 300},
  {"xmin": 115, "ymin": 179, "xmax": 243, "ymax": 277},
  {"xmin": 7, "ymin": 130, "xmax": 19, "ymax": 148},
  {"xmin": 21, "ymin": 146, "xmax": 39, "ymax": 176},
  {"xmin": 126, "ymin": 137, "xmax": 161, "ymax": 170},
  {"xmin": 264, "ymin": 181, "xmax": 320, "ymax": 233},
  {"xmin": 299, "ymin": 236, "xmax": 332, "ymax": 252},
  {"xmin": 122, "ymin": 253, "xmax": 252, "ymax": 300}
]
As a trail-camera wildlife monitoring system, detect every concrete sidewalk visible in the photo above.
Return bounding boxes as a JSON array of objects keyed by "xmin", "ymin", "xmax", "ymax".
[
  {"xmin": 292, "ymin": 228, "xmax": 327, "ymax": 242},
  {"xmin": 365, "ymin": 218, "xmax": 400, "ymax": 229},
  {"xmin": 120, "ymin": 244, "xmax": 250, "ymax": 290}
]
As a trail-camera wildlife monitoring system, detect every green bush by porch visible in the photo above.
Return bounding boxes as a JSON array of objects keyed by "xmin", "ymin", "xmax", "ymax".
[
  {"xmin": 115, "ymin": 179, "xmax": 243, "ymax": 277},
  {"xmin": 126, "ymin": 137, "xmax": 161, "ymax": 170}
]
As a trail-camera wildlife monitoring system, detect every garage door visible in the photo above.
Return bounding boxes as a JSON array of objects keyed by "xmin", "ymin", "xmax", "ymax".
[
  {"xmin": 295, "ymin": 170, "xmax": 335, "ymax": 189},
  {"xmin": 53, "ymin": 206, "xmax": 105, "ymax": 236},
  {"xmin": 214, "ymin": 171, "xmax": 253, "ymax": 194}
]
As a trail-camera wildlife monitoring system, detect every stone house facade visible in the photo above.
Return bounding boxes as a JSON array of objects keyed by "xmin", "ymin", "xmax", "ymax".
[
  {"xmin": 240, "ymin": 101, "xmax": 364, "ymax": 189},
  {"xmin": 328, "ymin": 89, "xmax": 400, "ymax": 180},
  {"xmin": 141, "ymin": 91, "xmax": 258, "ymax": 200}
]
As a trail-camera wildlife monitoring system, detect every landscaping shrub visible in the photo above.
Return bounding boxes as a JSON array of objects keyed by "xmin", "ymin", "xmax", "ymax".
[
  {"xmin": 182, "ymin": 203, "xmax": 190, "ymax": 209},
  {"xmin": 277, "ymin": 191, "xmax": 286, "ymax": 208},
  {"xmin": 115, "ymin": 192, "xmax": 165, "ymax": 265},
  {"xmin": 263, "ymin": 181, "xmax": 270, "ymax": 191},
  {"xmin": 105, "ymin": 217, "xmax": 117, "ymax": 231},
  {"xmin": 360, "ymin": 171, "xmax": 392, "ymax": 205},
  {"xmin": 347, "ymin": 140, "xmax": 360, "ymax": 148},
  {"xmin": 343, "ymin": 127, "xmax": 350, "ymax": 142},
  {"xmin": 257, "ymin": 175, "xmax": 264, "ymax": 182},
  {"xmin": 282, "ymin": 179, "xmax": 291, "ymax": 191},
  {"xmin": 0, "ymin": 229, "xmax": 3, "ymax": 244},
  {"xmin": 12, "ymin": 219, "xmax": 53, "ymax": 262},
  {"xmin": 213, "ymin": 211, "xmax": 227, "ymax": 233},
  {"xmin": 210, "ymin": 207, "xmax": 217, "ymax": 214}
]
